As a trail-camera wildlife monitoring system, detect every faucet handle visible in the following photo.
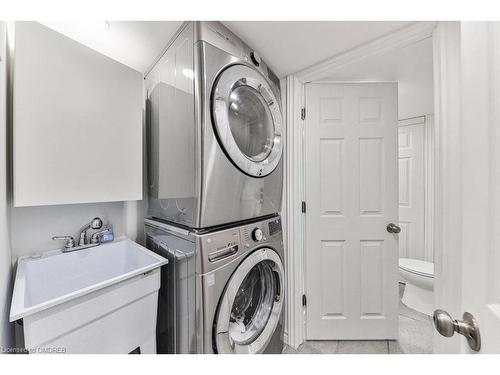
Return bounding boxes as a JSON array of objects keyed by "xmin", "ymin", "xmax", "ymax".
[
  {"xmin": 52, "ymin": 236, "xmax": 76, "ymax": 249},
  {"xmin": 90, "ymin": 225, "xmax": 114, "ymax": 244}
]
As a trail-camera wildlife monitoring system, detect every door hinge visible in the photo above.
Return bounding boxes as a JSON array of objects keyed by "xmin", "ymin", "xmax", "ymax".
[
  {"xmin": 301, "ymin": 107, "xmax": 306, "ymax": 120},
  {"xmin": 302, "ymin": 294, "xmax": 307, "ymax": 307},
  {"xmin": 301, "ymin": 201, "xmax": 307, "ymax": 213}
]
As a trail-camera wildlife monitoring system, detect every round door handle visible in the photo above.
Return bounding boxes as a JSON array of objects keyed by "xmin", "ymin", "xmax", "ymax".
[
  {"xmin": 386, "ymin": 223, "xmax": 401, "ymax": 234},
  {"xmin": 433, "ymin": 309, "xmax": 481, "ymax": 352}
]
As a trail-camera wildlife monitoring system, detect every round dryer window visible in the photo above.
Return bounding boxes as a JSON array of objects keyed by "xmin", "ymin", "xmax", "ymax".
[
  {"xmin": 211, "ymin": 64, "xmax": 283, "ymax": 177},
  {"xmin": 214, "ymin": 248, "xmax": 284, "ymax": 354}
]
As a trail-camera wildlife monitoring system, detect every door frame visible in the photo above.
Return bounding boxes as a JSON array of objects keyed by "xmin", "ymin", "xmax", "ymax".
[
  {"xmin": 431, "ymin": 22, "xmax": 462, "ymax": 353},
  {"xmin": 283, "ymin": 21, "xmax": 438, "ymax": 349},
  {"xmin": 431, "ymin": 21, "xmax": 500, "ymax": 354},
  {"xmin": 398, "ymin": 115, "xmax": 435, "ymax": 262}
]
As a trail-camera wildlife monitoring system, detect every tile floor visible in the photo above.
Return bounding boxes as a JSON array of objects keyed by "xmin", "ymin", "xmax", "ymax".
[{"xmin": 283, "ymin": 283, "xmax": 434, "ymax": 354}]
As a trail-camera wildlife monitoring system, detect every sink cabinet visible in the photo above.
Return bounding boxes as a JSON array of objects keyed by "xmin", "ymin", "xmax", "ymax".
[
  {"xmin": 10, "ymin": 239, "xmax": 168, "ymax": 354},
  {"xmin": 22, "ymin": 270, "xmax": 160, "ymax": 354}
]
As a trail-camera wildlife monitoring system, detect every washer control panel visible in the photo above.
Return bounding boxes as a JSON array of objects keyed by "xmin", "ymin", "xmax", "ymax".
[
  {"xmin": 203, "ymin": 229, "xmax": 240, "ymax": 264},
  {"xmin": 200, "ymin": 216, "xmax": 283, "ymax": 272},
  {"xmin": 241, "ymin": 216, "xmax": 282, "ymax": 248},
  {"xmin": 252, "ymin": 228, "xmax": 263, "ymax": 242},
  {"xmin": 268, "ymin": 217, "xmax": 282, "ymax": 237}
]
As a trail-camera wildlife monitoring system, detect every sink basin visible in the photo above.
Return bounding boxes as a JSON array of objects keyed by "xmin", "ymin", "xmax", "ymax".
[
  {"xmin": 10, "ymin": 238, "xmax": 168, "ymax": 353},
  {"xmin": 10, "ymin": 238, "xmax": 168, "ymax": 321}
]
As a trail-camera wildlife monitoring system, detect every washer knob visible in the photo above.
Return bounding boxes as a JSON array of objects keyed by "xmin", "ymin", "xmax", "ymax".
[{"xmin": 252, "ymin": 228, "xmax": 263, "ymax": 242}]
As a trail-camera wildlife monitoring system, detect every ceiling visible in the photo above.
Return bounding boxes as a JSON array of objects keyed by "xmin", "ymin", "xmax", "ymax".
[
  {"xmin": 39, "ymin": 21, "xmax": 183, "ymax": 73},
  {"xmin": 222, "ymin": 21, "xmax": 414, "ymax": 77},
  {"xmin": 40, "ymin": 21, "xmax": 415, "ymax": 76}
]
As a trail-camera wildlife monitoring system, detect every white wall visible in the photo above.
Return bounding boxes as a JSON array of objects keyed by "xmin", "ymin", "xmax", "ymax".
[
  {"xmin": 397, "ymin": 52, "xmax": 434, "ymax": 119},
  {"xmin": 323, "ymin": 37, "xmax": 434, "ymax": 120},
  {"xmin": 10, "ymin": 202, "xmax": 127, "ymax": 260},
  {"xmin": 0, "ymin": 21, "xmax": 13, "ymax": 350}
]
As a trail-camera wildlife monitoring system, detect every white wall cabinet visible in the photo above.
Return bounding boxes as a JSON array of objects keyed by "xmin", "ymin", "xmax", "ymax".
[{"xmin": 13, "ymin": 22, "xmax": 143, "ymax": 207}]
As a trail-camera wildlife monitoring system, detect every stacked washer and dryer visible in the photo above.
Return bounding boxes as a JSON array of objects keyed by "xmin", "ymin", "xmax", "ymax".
[{"xmin": 144, "ymin": 21, "xmax": 285, "ymax": 354}]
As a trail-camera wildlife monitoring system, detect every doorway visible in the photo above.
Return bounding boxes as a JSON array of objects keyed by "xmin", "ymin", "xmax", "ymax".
[
  {"xmin": 284, "ymin": 30, "xmax": 436, "ymax": 354},
  {"xmin": 397, "ymin": 115, "xmax": 434, "ymax": 354}
]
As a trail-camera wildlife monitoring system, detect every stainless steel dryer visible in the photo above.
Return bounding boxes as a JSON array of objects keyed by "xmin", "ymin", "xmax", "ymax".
[
  {"xmin": 145, "ymin": 21, "xmax": 283, "ymax": 229},
  {"xmin": 144, "ymin": 215, "xmax": 285, "ymax": 354}
]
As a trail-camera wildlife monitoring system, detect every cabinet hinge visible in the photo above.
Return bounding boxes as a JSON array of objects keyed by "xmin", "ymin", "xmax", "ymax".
[
  {"xmin": 301, "ymin": 107, "xmax": 306, "ymax": 120},
  {"xmin": 302, "ymin": 294, "xmax": 307, "ymax": 307},
  {"xmin": 301, "ymin": 201, "xmax": 306, "ymax": 213}
]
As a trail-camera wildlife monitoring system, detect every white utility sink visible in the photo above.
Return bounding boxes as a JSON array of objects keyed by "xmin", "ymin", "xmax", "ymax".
[{"xmin": 10, "ymin": 238, "xmax": 167, "ymax": 354}]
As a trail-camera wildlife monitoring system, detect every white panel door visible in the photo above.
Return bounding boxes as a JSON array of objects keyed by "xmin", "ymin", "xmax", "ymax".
[
  {"xmin": 305, "ymin": 83, "xmax": 399, "ymax": 340},
  {"xmin": 398, "ymin": 118, "xmax": 425, "ymax": 260}
]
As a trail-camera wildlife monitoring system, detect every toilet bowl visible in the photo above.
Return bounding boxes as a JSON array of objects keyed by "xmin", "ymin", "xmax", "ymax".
[{"xmin": 399, "ymin": 258, "xmax": 434, "ymax": 316}]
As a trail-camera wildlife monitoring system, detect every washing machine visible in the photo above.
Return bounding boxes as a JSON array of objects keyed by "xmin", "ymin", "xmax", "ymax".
[
  {"xmin": 145, "ymin": 21, "xmax": 284, "ymax": 229},
  {"xmin": 144, "ymin": 214, "xmax": 285, "ymax": 354}
]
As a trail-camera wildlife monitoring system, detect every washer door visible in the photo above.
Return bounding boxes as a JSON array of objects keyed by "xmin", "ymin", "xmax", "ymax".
[
  {"xmin": 211, "ymin": 64, "xmax": 283, "ymax": 177},
  {"xmin": 214, "ymin": 248, "xmax": 284, "ymax": 353}
]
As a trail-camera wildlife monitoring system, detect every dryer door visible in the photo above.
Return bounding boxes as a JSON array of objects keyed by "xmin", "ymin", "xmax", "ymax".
[
  {"xmin": 214, "ymin": 248, "xmax": 284, "ymax": 353},
  {"xmin": 211, "ymin": 64, "xmax": 283, "ymax": 177}
]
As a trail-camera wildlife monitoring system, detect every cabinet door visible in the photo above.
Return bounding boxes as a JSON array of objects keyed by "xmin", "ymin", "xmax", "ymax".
[{"xmin": 13, "ymin": 22, "xmax": 143, "ymax": 206}]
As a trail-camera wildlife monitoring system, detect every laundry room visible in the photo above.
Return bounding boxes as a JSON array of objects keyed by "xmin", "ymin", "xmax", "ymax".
[{"xmin": 1, "ymin": 1, "xmax": 500, "ymax": 374}]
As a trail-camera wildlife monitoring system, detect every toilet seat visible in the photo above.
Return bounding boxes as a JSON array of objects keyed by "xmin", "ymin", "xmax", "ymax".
[{"xmin": 399, "ymin": 258, "xmax": 434, "ymax": 278}]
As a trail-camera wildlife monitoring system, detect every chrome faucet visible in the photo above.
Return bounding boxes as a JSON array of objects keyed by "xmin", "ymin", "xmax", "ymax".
[
  {"xmin": 52, "ymin": 217, "xmax": 112, "ymax": 253},
  {"xmin": 78, "ymin": 217, "xmax": 103, "ymax": 246}
]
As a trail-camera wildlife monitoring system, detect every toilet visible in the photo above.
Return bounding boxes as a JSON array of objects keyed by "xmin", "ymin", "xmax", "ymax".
[{"xmin": 399, "ymin": 258, "xmax": 434, "ymax": 316}]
